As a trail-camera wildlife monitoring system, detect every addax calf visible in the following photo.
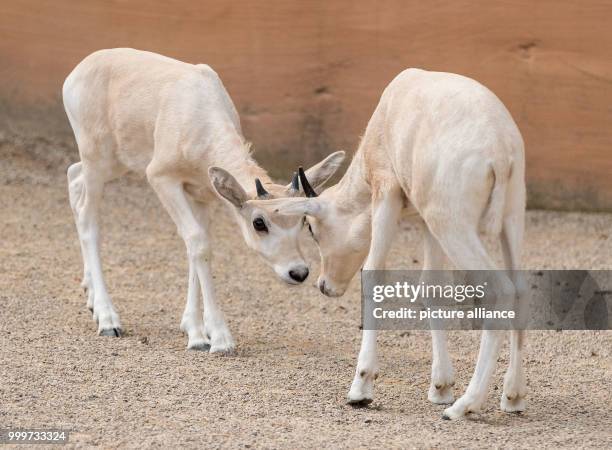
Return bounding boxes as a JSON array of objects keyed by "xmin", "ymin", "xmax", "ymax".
[
  {"xmin": 258, "ymin": 69, "xmax": 527, "ymax": 419},
  {"xmin": 63, "ymin": 48, "xmax": 344, "ymax": 352}
]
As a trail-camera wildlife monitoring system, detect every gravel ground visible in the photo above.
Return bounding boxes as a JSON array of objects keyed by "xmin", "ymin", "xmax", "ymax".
[{"xmin": 1, "ymin": 150, "xmax": 611, "ymax": 449}]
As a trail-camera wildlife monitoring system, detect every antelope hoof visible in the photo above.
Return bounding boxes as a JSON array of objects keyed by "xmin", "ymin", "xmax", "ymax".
[
  {"xmin": 501, "ymin": 371, "xmax": 527, "ymax": 413},
  {"xmin": 347, "ymin": 397, "xmax": 373, "ymax": 408},
  {"xmin": 347, "ymin": 367, "xmax": 377, "ymax": 407},
  {"xmin": 187, "ymin": 337, "xmax": 211, "ymax": 352},
  {"xmin": 99, "ymin": 328, "xmax": 121, "ymax": 337},
  {"xmin": 209, "ymin": 345, "xmax": 236, "ymax": 356},
  {"xmin": 442, "ymin": 395, "xmax": 482, "ymax": 420},
  {"xmin": 429, "ymin": 363, "xmax": 455, "ymax": 404},
  {"xmin": 428, "ymin": 380, "xmax": 455, "ymax": 404},
  {"xmin": 501, "ymin": 392, "xmax": 526, "ymax": 413},
  {"xmin": 209, "ymin": 329, "xmax": 235, "ymax": 355}
]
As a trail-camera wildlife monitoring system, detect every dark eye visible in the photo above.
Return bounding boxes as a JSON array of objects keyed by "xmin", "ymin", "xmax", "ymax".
[{"xmin": 252, "ymin": 217, "xmax": 268, "ymax": 233}]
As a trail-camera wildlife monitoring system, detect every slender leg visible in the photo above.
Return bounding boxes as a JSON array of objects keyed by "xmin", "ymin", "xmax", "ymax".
[
  {"xmin": 347, "ymin": 188, "xmax": 402, "ymax": 405},
  {"xmin": 67, "ymin": 162, "xmax": 94, "ymax": 310},
  {"xmin": 179, "ymin": 261, "xmax": 209, "ymax": 350},
  {"xmin": 176, "ymin": 199, "xmax": 209, "ymax": 350},
  {"xmin": 500, "ymin": 212, "xmax": 527, "ymax": 413},
  {"xmin": 147, "ymin": 171, "xmax": 234, "ymax": 353},
  {"xmin": 190, "ymin": 201, "xmax": 228, "ymax": 351},
  {"xmin": 429, "ymin": 326, "xmax": 455, "ymax": 404},
  {"xmin": 77, "ymin": 166, "xmax": 121, "ymax": 336},
  {"xmin": 443, "ymin": 328, "xmax": 505, "ymax": 419},
  {"xmin": 427, "ymin": 226, "xmax": 515, "ymax": 419},
  {"xmin": 501, "ymin": 329, "xmax": 526, "ymax": 412},
  {"xmin": 347, "ymin": 329, "xmax": 379, "ymax": 405},
  {"xmin": 421, "ymin": 228, "xmax": 456, "ymax": 404}
]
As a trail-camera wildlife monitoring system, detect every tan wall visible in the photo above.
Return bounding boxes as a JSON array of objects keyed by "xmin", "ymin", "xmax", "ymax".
[{"xmin": 1, "ymin": 1, "xmax": 611, "ymax": 210}]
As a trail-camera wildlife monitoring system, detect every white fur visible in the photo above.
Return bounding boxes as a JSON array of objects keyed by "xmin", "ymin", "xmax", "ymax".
[
  {"xmin": 63, "ymin": 48, "xmax": 344, "ymax": 351},
  {"xmin": 261, "ymin": 69, "xmax": 527, "ymax": 418}
]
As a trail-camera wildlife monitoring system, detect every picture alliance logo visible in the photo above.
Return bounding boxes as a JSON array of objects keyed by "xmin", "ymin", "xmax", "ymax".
[
  {"xmin": 371, "ymin": 281, "xmax": 488, "ymax": 303},
  {"xmin": 362, "ymin": 270, "xmax": 611, "ymax": 331}
]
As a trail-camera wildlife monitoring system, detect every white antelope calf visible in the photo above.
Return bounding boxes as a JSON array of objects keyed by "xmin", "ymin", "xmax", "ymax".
[
  {"xmin": 258, "ymin": 69, "xmax": 527, "ymax": 419},
  {"xmin": 63, "ymin": 48, "xmax": 344, "ymax": 352}
]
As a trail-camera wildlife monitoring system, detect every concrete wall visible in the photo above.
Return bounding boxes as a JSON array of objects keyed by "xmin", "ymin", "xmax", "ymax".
[{"xmin": 1, "ymin": 0, "xmax": 611, "ymax": 210}]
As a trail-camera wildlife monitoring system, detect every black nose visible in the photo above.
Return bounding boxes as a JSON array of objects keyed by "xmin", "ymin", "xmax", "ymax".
[{"xmin": 289, "ymin": 267, "xmax": 309, "ymax": 283}]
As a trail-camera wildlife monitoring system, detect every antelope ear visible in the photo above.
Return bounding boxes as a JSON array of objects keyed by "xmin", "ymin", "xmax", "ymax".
[
  {"xmin": 209, "ymin": 167, "xmax": 248, "ymax": 208},
  {"xmin": 303, "ymin": 151, "xmax": 345, "ymax": 190}
]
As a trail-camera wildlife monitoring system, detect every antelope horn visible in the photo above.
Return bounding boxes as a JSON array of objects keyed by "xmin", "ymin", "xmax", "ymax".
[
  {"xmin": 291, "ymin": 172, "xmax": 299, "ymax": 192},
  {"xmin": 298, "ymin": 167, "xmax": 318, "ymax": 198},
  {"xmin": 255, "ymin": 178, "xmax": 269, "ymax": 198}
]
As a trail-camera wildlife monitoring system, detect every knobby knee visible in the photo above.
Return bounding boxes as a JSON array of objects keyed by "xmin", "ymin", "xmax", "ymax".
[
  {"xmin": 68, "ymin": 178, "xmax": 84, "ymax": 212},
  {"xmin": 184, "ymin": 232, "xmax": 212, "ymax": 261},
  {"xmin": 67, "ymin": 162, "xmax": 82, "ymax": 183}
]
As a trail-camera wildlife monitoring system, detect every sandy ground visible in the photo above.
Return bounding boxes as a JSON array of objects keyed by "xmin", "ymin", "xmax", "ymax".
[{"xmin": 1, "ymin": 150, "xmax": 611, "ymax": 449}]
